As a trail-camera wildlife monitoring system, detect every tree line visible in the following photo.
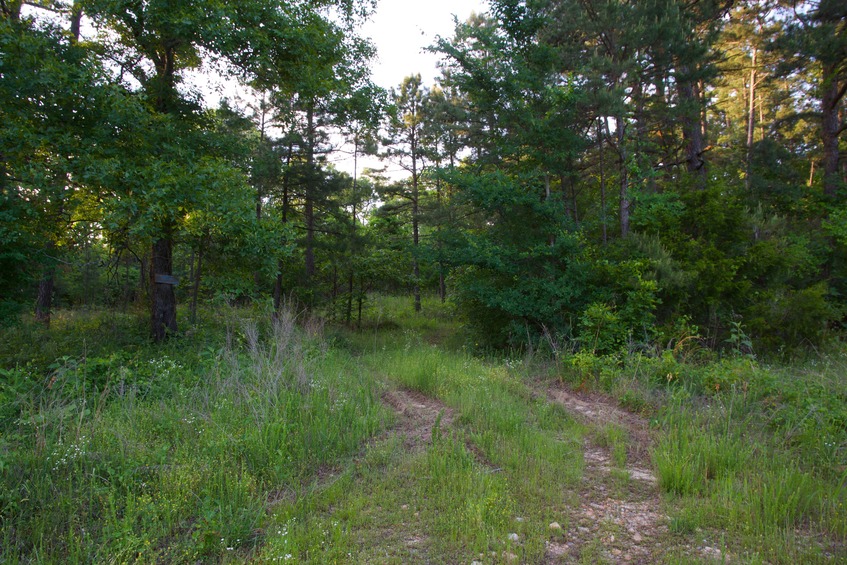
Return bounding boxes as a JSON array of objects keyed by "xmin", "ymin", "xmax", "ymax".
[{"xmin": 2, "ymin": 0, "xmax": 846, "ymax": 353}]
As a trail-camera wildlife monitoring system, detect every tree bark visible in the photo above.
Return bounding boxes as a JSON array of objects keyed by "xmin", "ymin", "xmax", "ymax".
[
  {"xmin": 304, "ymin": 105, "xmax": 316, "ymax": 281},
  {"xmin": 412, "ymin": 130, "xmax": 421, "ymax": 313},
  {"xmin": 821, "ymin": 63, "xmax": 843, "ymax": 198},
  {"xmin": 598, "ymin": 117, "xmax": 608, "ymax": 245},
  {"xmin": 412, "ymin": 189, "xmax": 421, "ymax": 313},
  {"xmin": 70, "ymin": 1, "xmax": 82, "ymax": 42},
  {"xmin": 745, "ymin": 46, "xmax": 758, "ymax": 191},
  {"xmin": 190, "ymin": 236, "xmax": 204, "ymax": 325},
  {"xmin": 150, "ymin": 234, "xmax": 177, "ymax": 341},
  {"xmin": 34, "ymin": 268, "xmax": 55, "ymax": 326},
  {"xmin": 615, "ymin": 115, "xmax": 630, "ymax": 238},
  {"xmin": 677, "ymin": 67, "xmax": 707, "ymax": 187},
  {"xmin": 274, "ymin": 142, "xmax": 293, "ymax": 316},
  {"xmin": 2, "ymin": 0, "xmax": 22, "ymax": 21}
]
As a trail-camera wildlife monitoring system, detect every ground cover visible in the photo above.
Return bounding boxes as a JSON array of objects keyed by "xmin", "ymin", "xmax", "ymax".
[{"xmin": 0, "ymin": 296, "xmax": 844, "ymax": 563}]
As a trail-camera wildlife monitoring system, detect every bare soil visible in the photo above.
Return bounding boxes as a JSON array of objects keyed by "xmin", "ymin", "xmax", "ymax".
[
  {"xmin": 381, "ymin": 388, "xmax": 455, "ymax": 450},
  {"xmin": 544, "ymin": 384, "xmax": 670, "ymax": 564}
]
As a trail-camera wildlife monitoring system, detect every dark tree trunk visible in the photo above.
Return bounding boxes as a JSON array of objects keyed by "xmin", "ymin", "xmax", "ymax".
[
  {"xmin": 35, "ymin": 269, "xmax": 54, "ymax": 326},
  {"xmin": 273, "ymin": 266, "xmax": 284, "ymax": 315},
  {"xmin": 346, "ymin": 271, "xmax": 354, "ymax": 325},
  {"xmin": 140, "ymin": 251, "xmax": 149, "ymax": 298},
  {"xmin": 304, "ymin": 106, "xmax": 317, "ymax": 281},
  {"xmin": 598, "ymin": 117, "xmax": 608, "ymax": 245},
  {"xmin": 357, "ymin": 281, "xmax": 364, "ymax": 327},
  {"xmin": 678, "ymin": 68, "xmax": 707, "ymax": 187},
  {"xmin": 821, "ymin": 63, "xmax": 843, "ymax": 198},
  {"xmin": 412, "ymin": 200, "xmax": 421, "ymax": 313},
  {"xmin": 412, "ymin": 150, "xmax": 421, "ymax": 313},
  {"xmin": 745, "ymin": 45, "xmax": 758, "ymax": 191},
  {"xmin": 274, "ymin": 143, "xmax": 293, "ymax": 316},
  {"xmin": 615, "ymin": 115, "xmax": 630, "ymax": 238},
  {"xmin": 70, "ymin": 1, "xmax": 82, "ymax": 42},
  {"xmin": 2, "ymin": 0, "xmax": 22, "ymax": 21},
  {"xmin": 190, "ymin": 236, "xmax": 204, "ymax": 325},
  {"xmin": 439, "ymin": 268, "xmax": 446, "ymax": 303},
  {"xmin": 150, "ymin": 235, "xmax": 177, "ymax": 341}
]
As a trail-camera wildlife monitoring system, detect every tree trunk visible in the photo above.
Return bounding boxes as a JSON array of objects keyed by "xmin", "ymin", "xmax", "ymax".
[
  {"xmin": 357, "ymin": 281, "xmax": 364, "ymax": 327},
  {"xmin": 150, "ymin": 234, "xmax": 177, "ymax": 341},
  {"xmin": 745, "ymin": 46, "xmax": 758, "ymax": 191},
  {"xmin": 190, "ymin": 236, "xmax": 204, "ymax": 325},
  {"xmin": 615, "ymin": 115, "xmax": 630, "ymax": 238},
  {"xmin": 412, "ymin": 196, "xmax": 421, "ymax": 313},
  {"xmin": 439, "ymin": 268, "xmax": 446, "ymax": 303},
  {"xmin": 304, "ymin": 105, "xmax": 317, "ymax": 281},
  {"xmin": 273, "ymin": 266, "xmax": 284, "ymax": 315},
  {"xmin": 70, "ymin": 1, "xmax": 82, "ymax": 42},
  {"xmin": 412, "ymin": 146, "xmax": 421, "ymax": 313},
  {"xmin": 254, "ymin": 180, "xmax": 262, "ymax": 293},
  {"xmin": 821, "ymin": 63, "xmax": 842, "ymax": 198},
  {"xmin": 345, "ymin": 271, "xmax": 354, "ymax": 325},
  {"xmin": 2, "ymin": 0, "xmax": 22, "ymax": 21},
  {"xmin": 34, "ymin": 269, "xmax": 55, "ymax": 326},
  {"xmin": 598, "ymin": 117, "xmax": 608, "ymax": 245},
  {"xmin": 274, "ymin": 142, "xmax": 293, "ymax": 316},
  {"xmin": 678, "ymin": 67, "xmax": 707, "ymax": 187}
]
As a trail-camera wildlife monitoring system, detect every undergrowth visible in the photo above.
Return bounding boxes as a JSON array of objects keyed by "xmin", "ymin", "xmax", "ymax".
[
  {"xmin": 1, "ymin": 295, "xmax": 844, "ymax": 562},
  {"xmin": 0, "ymin": 306, "xmax": 384, "ymax": 562}
]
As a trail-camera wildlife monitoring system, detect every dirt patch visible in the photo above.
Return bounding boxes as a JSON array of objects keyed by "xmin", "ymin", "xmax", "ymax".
[
  {"xmin": 547, "ymin": 386, "xmax": 653, "ymax": 467},
  {"xmin": 543, "ymin": 384, "xmax": 668, "ymax": 563},
  {"xmin": 583, "ymin": 445, "xmax": 657, "ymax": 485},
  {"xmin": 382, "ymin": 388, "xmax": 455, "ymax": 450},
  {"xmin": 547, "ymin": 497, "xmax": 669, "ymax": 563}
]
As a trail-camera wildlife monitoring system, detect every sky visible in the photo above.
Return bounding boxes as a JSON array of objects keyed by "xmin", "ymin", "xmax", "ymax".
[
  {"xmin": 330, "ymin": 0, "xmax": 488, "ymax": 177},
  {"xmin": 24, "ymin": 0, "xmax": 490, "ymax": 178},
  {"xmin": 361, "ymin": 0, "xmax": 488, "ymax": 90}
]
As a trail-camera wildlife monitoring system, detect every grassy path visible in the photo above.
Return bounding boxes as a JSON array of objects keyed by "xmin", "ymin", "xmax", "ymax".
[{"xmin": 1, "ymin": 300, "xmax": 844, "ymax": 563}]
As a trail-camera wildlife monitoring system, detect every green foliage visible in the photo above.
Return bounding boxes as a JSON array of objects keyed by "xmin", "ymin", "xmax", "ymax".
[{"xmin": 0, "ymin": 306, "xmax": 385, "ymax": 562}]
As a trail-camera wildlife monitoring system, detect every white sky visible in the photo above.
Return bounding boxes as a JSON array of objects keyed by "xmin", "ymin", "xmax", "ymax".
[
  {"xmin": 361, "ymin": 0, "xmax": 488, "ymax": 90},
  {"xmin": 331, "ymin": 0, "xmax": 488, "ymax": 178},
  {"xmin": 24, "ymin": 0, "xmax": 490, "ymax": 179}
]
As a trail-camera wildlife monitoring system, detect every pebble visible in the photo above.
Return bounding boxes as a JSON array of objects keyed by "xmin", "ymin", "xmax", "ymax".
[
  {"xmin": 632, "ymin": 532, "xmax": 642, "ymax": 543},
  {"xmin": 508, "ymin": 532, "xmax": 520, "ymax": 542},
  {"xmin": 549, "ymin": 522, "xmax": 562, "ymax": 531}
]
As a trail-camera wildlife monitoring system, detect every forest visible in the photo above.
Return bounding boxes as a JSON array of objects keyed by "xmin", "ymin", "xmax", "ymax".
[{"xmin": 1, "ymin": 0, "xmax": 846, "ymax": 562}]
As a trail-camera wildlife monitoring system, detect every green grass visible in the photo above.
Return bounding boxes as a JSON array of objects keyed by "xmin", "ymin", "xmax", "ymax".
[
  {"xmin": 1, "ymin": 295, "xmax": 845, "ymax": 562},
  {"xmin": 0, "ymin": 306, "xmax": 386, "ymax": 562}
]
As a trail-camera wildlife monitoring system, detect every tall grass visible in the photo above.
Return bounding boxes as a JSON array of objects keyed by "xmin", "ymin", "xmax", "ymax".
[{"xmin": 0, "ymin": 306, "xmax": 386, "ymax": 562}]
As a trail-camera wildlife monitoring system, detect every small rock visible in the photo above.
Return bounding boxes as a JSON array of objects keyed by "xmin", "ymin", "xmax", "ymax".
[
  {"xmin": 503, "ymin": 552, "xmax": 518, "ymax": 562},
  {"xmin": 515, "ymin": 516, "xmax": 525, "ymax": 522},
  {"xmin": 612, "ymin": 549, "xmax": 622, "ymax": 556},
  {"xmin": 632, "ymin": 533, "xmax": 642, "ymax": 543},
  {"xmin": 549, "ymin": 522, "xmax": 562, "ymax": 531},
  {"xmin": 578, "ymin": 527, "xmax": 590, "ymax": 534},
  {"xmin": 471, "ymin": 562, "xmax": 483, "ymax": 565},
  {"xmin": 508, "ymin": 532, "xmax": 520, "ymax": 542},
  {"xmin": 610, "ymin": 535, "xmax": 615, "ymax": 543},
  {"xmin": 401, "ymin": 504, "xmax": 409, "ymax": 510}
]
